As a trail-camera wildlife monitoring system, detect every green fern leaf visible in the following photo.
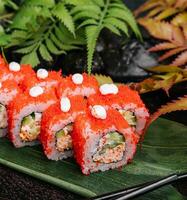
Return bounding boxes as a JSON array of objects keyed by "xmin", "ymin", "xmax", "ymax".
[
  {"xmin": 21, "ymin": 51, "xmax": 40, "ymax": 67},
  {"xmin": 50, "ymin": 33, "xmax": 64, "ymax": 49},
  {"xmin": 73, "ymin": 10, "xmax": 99, "ymax": 21},
  {"xmin": 77, "ymin": 19, "xmax": 98, "ymax": 29},
  {"xmin": 108, "ymin": 7, "xmax": 142, "ymax": 39},
  {"xmin": 15, "ymin": 44, "xmax": 37, "ymax": 54},
  {"xmin": 52, "ymin": 2, "xmax": 75, "ymax": 36},
  {"xmin": 64, "ymin": 0, "xmax": 88, "ymax": 6},
  {"xmin": 104, "ymin": 17, "xmax": 129, "ymax": 36},
  {"xmin": 86, "ymin": 25, "xmax": 100, "ymax": 74},
  {"xmin": 71, "ymin": 5, "xmax": 101, "ymax": 15},
  {"xmin": 45, "ymin": 38, "xmax": 65, "ymax": 55},
  {"xmin": 103, "ymin": 23, "xmax": 121, "ymax": 35},
  {"xmin": 39, "ymin": 43, "xmax": 52, "ymax": 61},
  {"xmin": 92, "ymin": 0, "xmax": 105, "ymax": 7},
  {"xmin": 24, "ymin": 0, "xmax": 55, "ymax": 7},
  {"xmin": 11, "ymin": 6, "xmax": 41, "ymax": 30}
]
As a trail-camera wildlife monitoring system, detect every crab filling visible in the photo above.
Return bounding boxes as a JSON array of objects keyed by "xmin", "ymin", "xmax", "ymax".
[
  {"xmin": 0, "ymin": 104, "xmax": 8, "ymax": 129},
  {"xmin": 20, "ymin": 112, "xmax": 42, "ymax": 142},
  {"xmin": 93, "ymin": 132, "xmax": 125, "ymax": 164},
  {"xmin": 56, "ymin": 123, "xmax": 73, "ymax": 152},
  {"xmin": 118, "ymin": 110, "xmax": 136, "ymax": 127}
]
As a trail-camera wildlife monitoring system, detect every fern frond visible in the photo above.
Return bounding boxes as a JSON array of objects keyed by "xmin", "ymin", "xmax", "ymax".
[
  {"xmin": 158, "ymin": 47, "xmax": 187, "ymax": 61},
  {"xmin": 39, "ymin": 43, "xmax": 52, "ymax": 61},
  {"xmin": 108, "ymin": 7, "xmax": 142, "ymax": 38},
  {"xmin": 104, "ymin": 17, "xmax": 129, "ymax": 36},
  {"xmin": 72, "ymin": 0, "xmax": 141, "ymax": 73},
  {"xmin": 149, "ymin": 42, "xmax": 177, "ymax": 51},
  {"xmin": 24, "ymin": 0, "xmax": 55, "ymax": 7},
  {"xmin": 145, "ymin": 95, "xmax": 187, "ymax": 132},
  {"xmin": 154, "ymin": 7, "xmax": 178, "ymax": 20},
  {"xmin": 45, "ymin": 38, "xmax": 65, "ymax": 55},
  {"xmin": 86, "ymin": 25, "xmax": 100, "ymax": 74},
  {"xmin": 171, "ymin": 12, "xmax": 187, "ymax": 26},
  {"xmin": 172, "ymin": 50, "xmax": 187, "ymax": 66},
  {"xmin": 52, "ymin": 2, "xmax": 75, "ymax": 36},
  {"xmin": 21, "ymin": 50, "xmax": 40, "ymax": 67}
]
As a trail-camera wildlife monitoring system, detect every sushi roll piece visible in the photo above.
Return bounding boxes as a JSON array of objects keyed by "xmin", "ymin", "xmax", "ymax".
[
  {"xmin": 72, "ymin": 105, "xmax": 139, "ymax": 175},
  {"xmin": 88, "ymin": 84, "xmax": 149, "ymax": 136},
  {"xmin": 8, "ymin": 85, "xmax": 57, "ymax": 147},
  {"xmin": 40, "ymin": 95, "xmax": 87, "ymax": 160},
  {"xmin": 57, "ymin": 73, "xmax": 99, "ymax": 98},
  {"xmin": 2, "ymin": 61, "xmax": 36, "ymax": 84},
  {"xmin": 0, "ymin": 80, "xmax": 20, "ymax": 137},
  {"xmin": 21, "ymin": 68, "xmax": 62, "ymax": 91}
]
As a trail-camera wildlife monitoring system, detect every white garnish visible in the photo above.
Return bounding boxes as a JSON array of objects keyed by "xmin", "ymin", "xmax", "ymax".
[
  {"xmin": 60, "ymin": 97, "xmax": 71, "ymax": 112},
  {"xmin": 99, "ymin": 84, "xmax": 118, "ymax": 95},
  {"xmin": 91, "ymin": 105, "xmax": 107, "ymax": 120},
  {"xmin": 72, "ymin": 73, "xmax": 83, "ymax": 85},
  {"xmin": 9, "ymin": 62, "xmax": 21, "ymax": 72},
  {"xmin": 0, "ymin": 82, "xmax": 2, "ymax": 89},
  {"xmin": 29, "ymin": 86, "xmax": 44, "ymax": 97},
  {"xmin": 37, "ymin": 68, "xmax": 48, "ymax": 79}
]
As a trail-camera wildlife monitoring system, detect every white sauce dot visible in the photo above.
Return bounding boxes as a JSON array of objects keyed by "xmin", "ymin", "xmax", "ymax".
[
  {"xmin": 9, "ymin": 62, "xmax": 21, "ymax": 72},
  {"xmin": 72, "ymin": 73, "xmax": 83, "ymax": 85},
  {"xmin": 99, "ymin": 84, "xmax": 118, "ymax": 95},
  {"xmin": 37, "ymin": 68, "xmax": 48, "ymax": 79},
  {"xmin": 60, "ymin": 97, "xmax": 71, "ymax": 112},
  {"xmin": 29, "ymin": 86, "xmax": 44, "ymax": 97},
  {"xmin": 91, "ymin": 105, "xmax": 107, "ymax": 120}
]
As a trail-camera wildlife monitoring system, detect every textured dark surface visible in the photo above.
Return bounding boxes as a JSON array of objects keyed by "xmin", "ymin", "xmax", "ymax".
[{"xmin": 0, "ymin": 164, "xmax": 83, "ymax": 200}]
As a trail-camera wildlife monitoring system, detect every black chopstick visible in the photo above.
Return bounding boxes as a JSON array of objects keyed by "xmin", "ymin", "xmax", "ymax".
[
  {"xmin": 114, "ymin": 174, "xmax": 178, "ymax": 200},
  {"xmin": 89, "ymin": 173, "xmax": 186, "ymax": 200}
]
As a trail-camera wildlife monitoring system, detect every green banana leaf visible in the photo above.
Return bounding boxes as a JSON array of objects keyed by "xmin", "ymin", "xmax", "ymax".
[{"xmin": 0, "ymin": 118, "xmax": 186, "ymax": 199}]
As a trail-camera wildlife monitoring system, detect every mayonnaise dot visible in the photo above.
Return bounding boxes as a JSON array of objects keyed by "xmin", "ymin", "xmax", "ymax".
[
  {"xmin": 72, "ymin": 73, "xmax": 83, "ymax": 85},
  {"xmin": 91, "ymin": 105, "xmax": 107, "ymax": 120},
  {"xmin": 99, "ymin": 84, "xmax": 118, "ymax": 95},
  {"xmin": 29, "ymin": 86, "xmax": 44, "ymax": 97},
  {"xmin": 60, "ymin": 97, "xmax": 71, "ymax": 112},
  {"xmin": 37, "ymin": 68, "xmax": 48, "ymax": 79},
  {"xmin": 9, "ymin": 62, "xmax": 21, "ymax": 72}
]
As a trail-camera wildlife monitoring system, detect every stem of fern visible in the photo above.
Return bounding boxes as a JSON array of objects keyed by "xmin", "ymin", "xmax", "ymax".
[{"xmin": 87, "ymin": 0, "xmax": 110, "ymax": 74}]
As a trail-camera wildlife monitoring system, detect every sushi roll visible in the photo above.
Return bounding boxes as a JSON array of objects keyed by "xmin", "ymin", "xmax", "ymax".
[
  {"xmin": 0, "ymin": 80, "xmax": 20, "ymax": 137},
  {"xmin": 3, "ymin": 61, "xmax": 35, "ymax": 84},
  {"xmin": 21, "ymin": 68, "xmax": 62, "ymax": 91},
  {"xmin": 72, "ymin": 105, "xmax": 139, "ymax": 175},
  {"xmin": 40, "ymin": 95, "xmax": 87, "ymax": 160},
  {"xmin": 8, "ymin": 85, "xmax": 57, "ymax": 147},
  {"xmin": 88, "ymin": 84, "xmax": 149, "ymax": 136},
  {"xmin": 57, "ymin": 73, "xmax": 99, "ymax": 98}
]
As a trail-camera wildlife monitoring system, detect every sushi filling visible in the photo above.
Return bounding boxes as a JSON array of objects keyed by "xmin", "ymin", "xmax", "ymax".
[
  {"xmin": 93, "ymin": 132, "xmax": 125, "ymax": 164},
  {"xmin": 56, "ymin": 123, "xmax": 73, "ymax": 152},
  {"xmin": 0, "ymin": 104, "xmax": 8, "ymax": 129},
  {"xmin": 118, "ymin": 109, "xmax": 136, "ymax": 127},
  {"xmin": 20, "ymin": 112, "xmax": 42, "ymax": 142}
]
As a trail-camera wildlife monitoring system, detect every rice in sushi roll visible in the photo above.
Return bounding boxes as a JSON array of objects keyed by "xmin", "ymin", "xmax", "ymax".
[
  {"xmin": 0, "ymin": 80, "xmax": 20, "ymax": 137},
  {"xmin": 40, "ymin": 95, "xmax": 87, "ymax": 160},
  {"xmin": 72, "ymin": 105, "xmax": 139, "ymax": 175},
  {"xmin": 8, "ymin": 85, "xmax": 57, "ymax": 147},
  {"xmin": 57, "ymin": 73, "xmax": 99, "ymax": 98},
  {"xmin": 88, "ymin": 84, "xmax": 149, "ymax": 136}
]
